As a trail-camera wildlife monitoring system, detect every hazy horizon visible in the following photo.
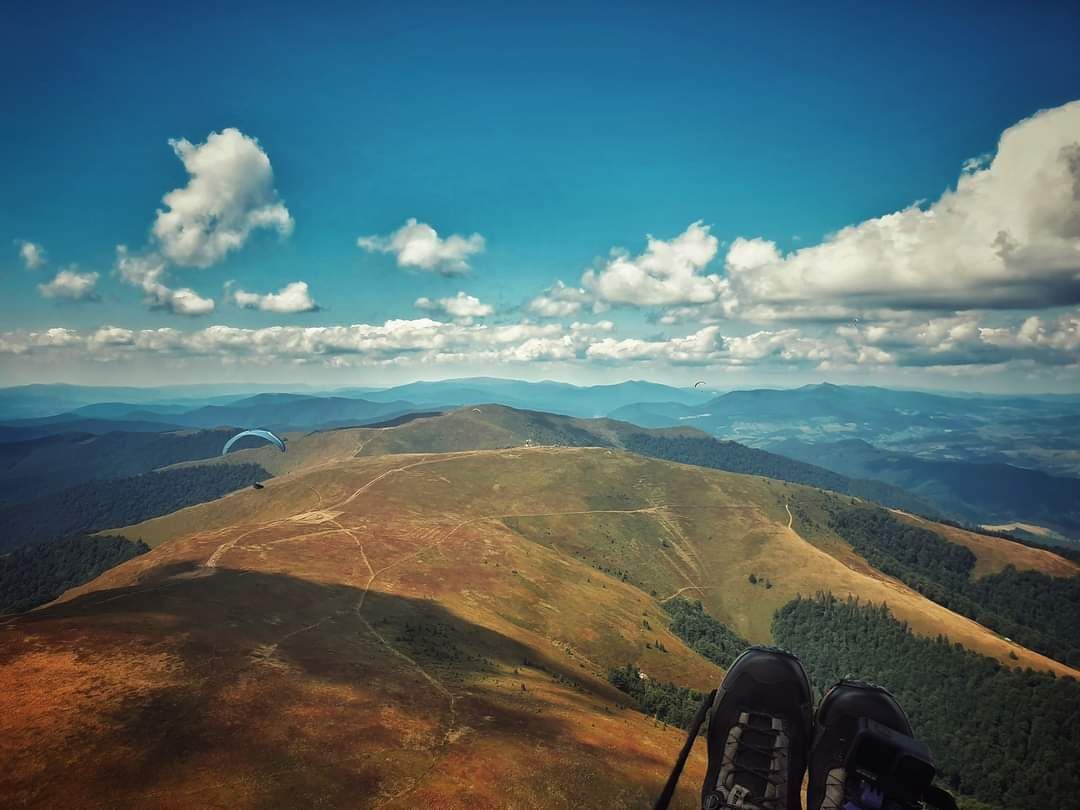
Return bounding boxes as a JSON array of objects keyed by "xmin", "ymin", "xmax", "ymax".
[{"xmin": 4, "ymin": 374, "xmax": 1079, "ymax": 399}]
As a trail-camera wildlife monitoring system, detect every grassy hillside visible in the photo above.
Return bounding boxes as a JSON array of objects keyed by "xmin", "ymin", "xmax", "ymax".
[
  {"xmin": 4, "ymin": 449, "xmax": 735, "ymax": 808},
  {"xmin": 4, "ymin": 442, "xmax": 1076, "ymax": 806},
  {"xmin": 345, "ymin": 406, "xmax": 939, "ymax": 514},
  {"xmin": 118, "ymin": 446, "xmax": 1076, "ymax": 676}
]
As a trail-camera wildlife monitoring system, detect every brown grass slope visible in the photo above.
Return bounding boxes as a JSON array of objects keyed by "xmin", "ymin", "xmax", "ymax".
[
  {"xmin": 7, "ymin": 438, "xmax": 1076, "ymax": 807},
  {"xmin": 3, "ymin": 448, "xmax": 728, "ymax": 809},
  {"xmin": 124, "ymin": 445, "xmax": 1078, "ymax": 673}
]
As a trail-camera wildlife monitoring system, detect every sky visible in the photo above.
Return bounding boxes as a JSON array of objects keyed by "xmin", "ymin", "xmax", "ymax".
[{"xmin": 3, "ymin": 0, "xmax": 1080, "ymax": 392}]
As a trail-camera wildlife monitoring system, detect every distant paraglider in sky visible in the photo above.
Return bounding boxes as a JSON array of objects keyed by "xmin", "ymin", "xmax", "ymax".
[
  {"xmin": 693, "ymin": 380, "xmax": 706, "ymax": 389},
  {"xmin": 472, "ymin": 408, "xmax": 482, "ymax": 413},
  {"xmin": 222, "ymin": 429, "xmax": 287, "ymax": 456}
]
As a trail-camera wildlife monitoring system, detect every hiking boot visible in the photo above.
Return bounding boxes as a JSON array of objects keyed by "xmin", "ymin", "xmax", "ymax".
[
  {"xmin": 700, "ymin": 646, "xmax": 813, "ymax": 810},
  {"xmin": 808, "ymin": 680, "xmax": 955, "ymax": 810}
]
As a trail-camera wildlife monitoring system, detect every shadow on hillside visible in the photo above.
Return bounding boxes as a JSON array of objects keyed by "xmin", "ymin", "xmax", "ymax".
[{"xmin": 6, "ymin": 563, "xmax": 625, "ymax": 806}]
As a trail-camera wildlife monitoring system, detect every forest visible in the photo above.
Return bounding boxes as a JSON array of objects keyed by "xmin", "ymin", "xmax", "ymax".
[
  {"xmin": 0, "ymin": 534, "xmax": 148, "ymax": 614},
  {"xmin": 773, "ymin": 593, "xmax": 1080, "ymax": 809},
  {"xmin": 827, "ymin": 506, "xmax": 1080, "ymax": 667},
  {"xmin": 0, "ymin": 427, "xmax": 240, "ymax": 504},
  {"xmin": 664, "ymin": 596, "xmax": 749, "ymax": 668},
  {"xmin": 0, "ymin": 463, "xmax": 269, "ymax": 550},
  {"xmin": 607, "ymin": 663, "xmax": 704, "ymax": 730}
]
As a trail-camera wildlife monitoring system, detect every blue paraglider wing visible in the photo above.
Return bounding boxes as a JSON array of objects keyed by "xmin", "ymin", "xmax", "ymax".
[{"xmin": 222, "ymin": 429, "xmax": 287, "ymax": 455}]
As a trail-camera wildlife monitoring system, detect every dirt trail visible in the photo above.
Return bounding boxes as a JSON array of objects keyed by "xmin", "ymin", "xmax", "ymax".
[
  {"xmin": 205, "ymin": 525, "xmax": 269, "ymax": 568},
  {"xmin": 659, "ymin": 585, "xmax": 709, "ymax": 603}
]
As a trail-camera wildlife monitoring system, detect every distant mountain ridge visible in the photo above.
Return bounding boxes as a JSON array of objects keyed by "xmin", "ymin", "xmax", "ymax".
[
  {"xmin": 337, "ymin": 405, "xmax": 940, "ymax": 516},
  {"xmin": 2, "ymin": 380, "xmax": 717, "ymax": 432},
  {"xmin": 773, "ymin": 437, "xmax": 1080, "ymax": 537},
  {"xmin": 1, "ymin": 394, "xmax": 417, "ymax": 433}
]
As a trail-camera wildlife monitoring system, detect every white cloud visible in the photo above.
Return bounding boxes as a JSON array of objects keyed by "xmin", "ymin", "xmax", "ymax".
[
  {"xmin": 37, "ymin": 268, "xmax": 99, "ymax": 301},
  {"xmin": 583, "ymin": 325, "xmax": 855, "ymax": 368},
  {"xmin": 2, "ymin": 308, "xmax": 1073, "ymax": 376},
  {"xmin": 721, "ymin": 100, "xmax": 1080, "ymax": 314},
  {"xmin": 582, "ymin": 221, "xmax": 725, "ymax": 307},
  {"xmin": 152, "ymin": 128, "xmax": 293, "ymax": 268},
  {"xmin": 358, "ymin": 218, "xmax": 485, "ymax": 275},
  {"xmin": 839, "ymin": 311, "xmax": 1080, "ymax": 368},
  {"xmin": 587, "ymin": 326, "xmax": 724, "ymax": 365},
  {"xmin": 723, "ymin": 329, "xmax": 842, "ymax": 365},
  {"xmin": 0, "ymin": 317, "xmax": 616, "ymax": 367},
  {"xmin": 115, "ymin": 246, "xmax": 214, "ymax": 316},
  {"xmin": 0, "ymin": 327, "xmax": 81, "ymax": 354},
  {"xmin": 16, "ymin": 240, "xmax": 46, "ymax": 270},
  {"xmin": 527, "ymin": 281, "xmax": 596, "ymax": 317},
  {"xmin": 233, "ymin": 281, "xmax": 319, "ymax": 313},
  {"xmin": 414, "ymin": 291, "xmax": 493, "ymax": 323},
  {"xmin": 88, "ymin": 326, "xmax": 136, "ymax": 348}
]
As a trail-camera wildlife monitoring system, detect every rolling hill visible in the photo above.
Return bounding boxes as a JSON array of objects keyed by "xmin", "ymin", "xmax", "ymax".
[
  {"xmin": 151, "ymin": 404, "xmax": 937, "ymax": 517},
  {"xmin": 318, "ymin": 406, "xmax": 937, "ymax": 515},
  {"xmin": 2, "ymin": 411, "xmax": 1077, "ymax": 807}
]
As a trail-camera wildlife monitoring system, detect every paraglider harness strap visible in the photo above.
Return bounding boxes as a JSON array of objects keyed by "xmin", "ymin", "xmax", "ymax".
[{"xmin": 653, "ymin": 688, "xmax": 715, "ymax": 810}]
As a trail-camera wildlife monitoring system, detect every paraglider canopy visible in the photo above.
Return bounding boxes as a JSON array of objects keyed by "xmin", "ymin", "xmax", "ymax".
[
  {"xmin": 222, "ymin": 429, "xmax": 287, "ymax": 455},
  {"xmin": 693, "ymin": 380, "xmax": 706, "ymax": 388}
]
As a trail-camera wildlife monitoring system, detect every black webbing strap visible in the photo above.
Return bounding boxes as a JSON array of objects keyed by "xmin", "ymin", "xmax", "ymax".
[{"xmin": 653, "ymin": 688, "xmax": 716, "ymax": 810}]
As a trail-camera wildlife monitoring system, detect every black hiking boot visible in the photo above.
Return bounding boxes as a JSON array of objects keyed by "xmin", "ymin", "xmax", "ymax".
[
  {"xmin": 807, "ymin": 680, "xmax": 956, "ymax": 810},
  {"xmin": 699, "ymin": 646, "xmax": 813, "ymax": 810}
]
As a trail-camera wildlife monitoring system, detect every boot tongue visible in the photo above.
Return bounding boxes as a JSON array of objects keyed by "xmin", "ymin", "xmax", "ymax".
[
  {"xmin": 733, "ymin": 716, "xmax": 774, "ymax": 796},
  {"xmin": 721, "ymin": 713, "xmax": 782, "ymax": 809}
]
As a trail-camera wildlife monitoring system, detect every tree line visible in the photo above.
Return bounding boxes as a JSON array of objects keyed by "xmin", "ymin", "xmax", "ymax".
[
  {"xmin": 0, "ymin": 463, "xmax": 270, "ymax": 551},
  {"xmin": 828, "ymin": 505, "xmax": 1080, "ymax": 667},
  {"xmin": 664, "ymin": 596, "xmax": 750, "ymax": 668},
  {"xmin": 773, "ymin": 593, "xmax": 1080, "ymax": 809},
  {"xmin": 608, "ymin": 663, "xmax": 705, "ymax": 730},
  {"xmin": 0, "ymin": 534, "xmax": 148, "ymax": 614}
]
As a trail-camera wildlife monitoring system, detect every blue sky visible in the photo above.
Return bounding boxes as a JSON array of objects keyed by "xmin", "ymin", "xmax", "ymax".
[{"xmin": 3, "ymin": 1, "xmax": 1080, "ymax": 391}]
